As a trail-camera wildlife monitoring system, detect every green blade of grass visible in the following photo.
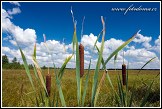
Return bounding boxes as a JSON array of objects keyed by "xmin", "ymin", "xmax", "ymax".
[
  {"xmin": 82, "ymin": 59, "xmax": 91, "ymax": 106},
  {"xmin": 38, "ymin": 90, "xmax": 44, "ymax": 105},
  {"xmin": 35, "ymin": 96, "xmax": 39, "ymax": 107},
  {"xmin": 103, "ymin": 30, "xmax": 141, "ymax": 69},
  {"xmin": 106, "ymin": 72, "xmax": 120, "ymax": 106},
  {"xmin": 126, "ymin": 62, "xmax": 129, "ymax": 93},
  {"xmin": 56, "ymin": 94, "xmax": 59, "ymax": 107},
  {"xmin": 58, "ymin": 54, "xmax": 73, "ymax": 80},
  {"xmin": 51, "ymin": 92, "xmax": 55, "ymax": 107},
  {"xmin": 19, "ymin": 47, "xmax": 35, "ymax": 91},
  {"xmin": 140, "ymin": 80, "xmax": 154, "ymax": 107},
  {"xmin": 118, "ymin": 74, "xmax": 126, "ymax": 106},
  {"xmin": 45, "ymin": 96, "xmax": 50, "ymax": 107},
  {"xmin": 117, "ymin": 76, "xmax": 123, "ymax": 106},
  {"xmin": 137, "ymin": 57, "xmax": 156, "ymax": 76},
  {"xmin": 91, "ymin": 16, "xmax": 105, "ymax": 106},
  {"xmin": 39, "ymin": 90, "xmax": 44, "ymax": 105},
  {"xmin": 128, "ymin": 82, "xmax": 135, "ymax": 107}
]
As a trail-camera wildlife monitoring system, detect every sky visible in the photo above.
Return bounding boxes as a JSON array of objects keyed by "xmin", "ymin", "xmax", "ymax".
[{"xmin": 2, "ymin": 1, "xmax": 161, "ymax": 69}]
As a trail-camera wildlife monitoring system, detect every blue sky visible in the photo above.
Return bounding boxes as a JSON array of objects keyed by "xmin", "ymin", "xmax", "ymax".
[{"xmin": 2, "ymin": 2, "xmax": 160, "ymax": 69}]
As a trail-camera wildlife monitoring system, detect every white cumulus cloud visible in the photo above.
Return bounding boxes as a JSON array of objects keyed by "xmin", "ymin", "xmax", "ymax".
[
  {"xmin": 1, "ymin": 5, "xmax": 160, "ymax": 69},
  {"xmin": 7, "ymin": 8, "xmax": 21, "ymax": 15},
  {"xmin": 134, "ymin": 33, "xmax": 152, "ymax": 49},
  {"xmin": 2, "ymin": 8, "xmax": 37, "ymax": 47},
  {"xmin": 9, "ymin": 2, "xmax": 21, "ymax": 6}
]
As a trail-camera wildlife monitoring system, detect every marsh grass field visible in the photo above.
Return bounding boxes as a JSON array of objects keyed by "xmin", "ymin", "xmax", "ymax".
[{"xmin": 2, "ymin": 69, "xmax": 160, "ymax": 107}]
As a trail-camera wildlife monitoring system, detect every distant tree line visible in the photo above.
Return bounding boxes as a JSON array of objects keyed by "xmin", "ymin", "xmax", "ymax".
[
  {"xmin": 2, "ymin": 55, "xmax": 49, "ymax": 69},
  {"xmin": 2, "ymin": 55, "xmax": 33, "ymax": 69}
]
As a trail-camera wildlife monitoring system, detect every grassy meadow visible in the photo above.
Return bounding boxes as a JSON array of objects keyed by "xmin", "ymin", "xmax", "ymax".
[{"xmin": 2, "ymin": 69, "xmax": 160, "ymax": 107}]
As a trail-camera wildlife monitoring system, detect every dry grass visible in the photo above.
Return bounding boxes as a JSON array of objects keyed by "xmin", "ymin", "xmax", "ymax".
[{"xmin": 2, "ymin": 69, "xmax": 160, "ymax": 107}]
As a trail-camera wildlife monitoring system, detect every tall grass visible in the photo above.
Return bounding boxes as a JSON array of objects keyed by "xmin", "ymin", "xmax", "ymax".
[{"xmin": 13, "ymin": 9, "xmax": 159, "ymax": 107}]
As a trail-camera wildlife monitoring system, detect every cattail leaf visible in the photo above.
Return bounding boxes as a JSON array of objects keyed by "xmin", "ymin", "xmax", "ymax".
[
  {"xmin": 75, "ymin": 34, "xmax": 81, "ymax": 106},
  {"xmin": 32, "ymin": 43, "xmax": 39, "ymax": 80},
  {"xmin": 55, "ymin": 73, "xmax": 66, "ymax": 106},
  {"xmin": 91, "ymin": 16, "xmax": 105, "ymax": 106},
  {"xmin": 137, "ymin": 57, "xmax": 156, "ymax": 75},
  {"xmin": 58, "ymin": 54, "xmax": 73, "ymax": 79},
  {"xmin": 33, "ymin": 43, "xmax": 36, "ymax": 58},
  {"xmin": 71, "ymin": 23, "xmax": 81, "ymax": 106},
  {"xmin": 140, "ymin": 80, "xmax": 154, "ymax": 107},
  {"xmin": 14, "ymin": 35, "xmax": 35, "ymax": 91},
  {"xmin": 103, "ymin": 30, "xmax": 141, "ymax": 69},
  {"xmin": 32, "ymin": 43, "xmax": 38, "ymax": 79},
  {"xmin": 95, "ymin": 38, "xmax": 121, "ymax": 106},
  {"xmin": 42, "ymin": 34, "xmax": 66, "ymax": 106},
  {"xmin": 53, "ymin": 64, "xmax": 66, "ymax": 107},
  {"xmin": 93, "ymin": 30, "xmax": 103, "ymax": 50},
  {"xmin": 81, "ymin": 16, "xmax": 85, "ymax": 40},
  {"xmin": 94, "ymin": 70, "xmax": 107, "ymax": 106},
  {"xmin": 72, "ymin": 31, "xmax": 76, "ymax": 54},
  {"xmin": 19, "ymin": 47, "xmax": 35, "ymax": 91},
  {"xmin": 71, "ymin": 8, "xmax": 81, "ymax": 106},
  {"xmin": 32, "ymin": 56, "xmax": 48, "ymax": 95},
  {"xmin": 95, "ymin": 45, "xmax": 106, "ymax": 69},
  {"xmin": 82, "ymin": 59, "xmax": 91, "ymax": 106},
  {"xmin": 33, "ymin": 65, "xmax": 39, "ymax": 79},
  {"xmin": 114, "ymin": 53, "xmax": 118, "ymax": 66}
]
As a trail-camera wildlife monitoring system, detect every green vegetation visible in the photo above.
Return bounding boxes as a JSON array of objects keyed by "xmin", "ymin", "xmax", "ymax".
[
  {"xmin": 2, "ymin": 69, "xmax": 160, "ymax": 107},
  {"xmin": 2, "ymin": 55, "xmax": 46, "ymax": 69},
  {"xmin": 2, "ymin": 55, "xmax": 24, "ymax": 69}
]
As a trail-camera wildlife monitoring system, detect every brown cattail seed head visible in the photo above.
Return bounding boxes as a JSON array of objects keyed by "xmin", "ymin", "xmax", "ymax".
[
  {"xmin": 122, "ymin": 64, "xmax": 126, "ymax": 85},
  {"xmin": 79, "ymin": 43, "xmax": 84, "ymax": 78},
  {"xmin": 46, "ymin": 73, "xmax": 51, "ymax": 96}
]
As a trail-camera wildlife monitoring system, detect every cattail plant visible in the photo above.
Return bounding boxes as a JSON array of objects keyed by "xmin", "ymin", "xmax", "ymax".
[
  {"xmin": 46, "ymin": 67, "xmax": 51, "ymax": 96},
  {"xmin": 79, "ymin": 43, "xmax": 84, "ymax": 78},
  {"xmin": 79, "ymin": 16, "xmax": 85, "ymax": 78},
  {"xmin": 122, "ymin": 64, "xmax": 126, "ymax": 85},
  {"xmin": 122, "ymin": 51, "xmax": 126, "ymax": 85}
]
